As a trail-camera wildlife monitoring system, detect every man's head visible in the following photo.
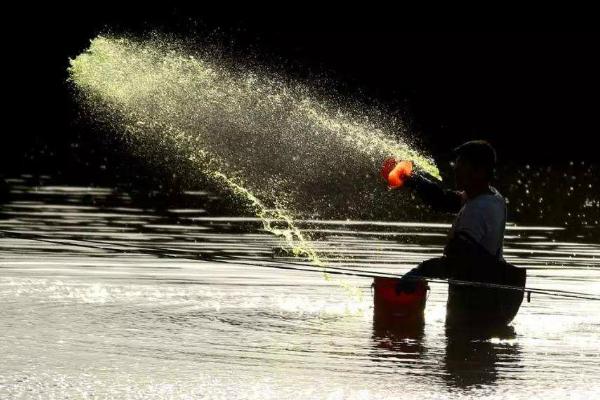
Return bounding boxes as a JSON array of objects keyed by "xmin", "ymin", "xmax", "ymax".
[{"xmin": 452, "ymin": 140, "xmax": 496, "ymax": 191}]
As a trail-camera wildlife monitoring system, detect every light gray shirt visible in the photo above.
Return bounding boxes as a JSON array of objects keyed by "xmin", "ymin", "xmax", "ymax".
[{"xmin": 449, "ymin": 186, "xmax": 506, "ymax": 258}]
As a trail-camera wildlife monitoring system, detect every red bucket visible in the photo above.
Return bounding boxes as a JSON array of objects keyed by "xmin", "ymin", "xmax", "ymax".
[{"xmin": 373, "ymin": 277, "xmax": 429, "ymax": 318}]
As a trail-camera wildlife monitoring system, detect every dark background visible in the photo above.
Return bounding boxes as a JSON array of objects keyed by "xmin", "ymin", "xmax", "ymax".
[{"xmin": 6, "ymin": 8, "xmax": 600, "ymax": 182}]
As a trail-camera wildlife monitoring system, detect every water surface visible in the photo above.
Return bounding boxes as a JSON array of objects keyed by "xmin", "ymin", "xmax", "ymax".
[{"xmin": 1, "ymin": 179, "xmax": 599, "ymax": 399}]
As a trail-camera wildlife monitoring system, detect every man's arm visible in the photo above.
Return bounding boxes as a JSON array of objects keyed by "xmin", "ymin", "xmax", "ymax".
[
  {"xmin": 400, "ymin": 234, "xmax": 487, "ymax": 283},
  {"xmin": 406, "ymin": 173, "xmax": 464, "ymax": 214}
]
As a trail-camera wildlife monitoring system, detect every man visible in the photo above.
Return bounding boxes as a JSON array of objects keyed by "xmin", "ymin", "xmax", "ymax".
[{"xmin": 394, "ymin": 140, "xmax": 524, "ymax": 325}]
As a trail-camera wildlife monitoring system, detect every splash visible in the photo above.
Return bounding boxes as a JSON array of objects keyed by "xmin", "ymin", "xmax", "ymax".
[{"xmin": 68, "ymin": 35, "xmax": 440, "ymax": 297}]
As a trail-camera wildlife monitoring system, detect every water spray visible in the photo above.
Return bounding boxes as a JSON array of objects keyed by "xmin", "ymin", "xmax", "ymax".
[{"xmin": 67, "ymin": 34, "xmax": 441, "ymax": 296}]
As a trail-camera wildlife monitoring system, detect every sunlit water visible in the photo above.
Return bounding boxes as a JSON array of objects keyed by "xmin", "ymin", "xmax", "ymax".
[{"xmin": 1, "ymin": 179, "xmax": 599, "ymax": 399}]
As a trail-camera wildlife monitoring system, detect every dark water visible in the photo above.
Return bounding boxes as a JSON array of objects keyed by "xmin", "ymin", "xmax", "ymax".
[{"xmin": 1, "ymin": 178, "xmax": 599, "ymax": 399}]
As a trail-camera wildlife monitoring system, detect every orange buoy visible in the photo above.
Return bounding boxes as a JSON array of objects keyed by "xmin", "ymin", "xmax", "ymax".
[
  {"xmin": 373, "ymin": 277, "xmax": 428, "ymax": 318},
  {"xmin": 380, "ymin": 158, "xmax": 414, "ymax": 189}
]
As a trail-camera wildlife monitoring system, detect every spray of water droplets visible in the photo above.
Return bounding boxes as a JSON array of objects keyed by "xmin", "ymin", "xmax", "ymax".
[{"xmin": 68, "ymin": 35, "xmax": 440, "ymax": 275}]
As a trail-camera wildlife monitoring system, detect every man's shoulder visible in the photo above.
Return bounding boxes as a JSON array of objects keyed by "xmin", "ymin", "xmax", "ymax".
[
  {"xmin": 470, "ymin": 187, "xmax": 505, "ymax": 207},
  {"xmin": 462, "ymin": 190, "xmax": 505, "ymax": 220}
]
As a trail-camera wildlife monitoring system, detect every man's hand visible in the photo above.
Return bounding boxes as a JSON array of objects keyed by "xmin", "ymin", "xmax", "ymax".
[
  {"xmin": 395, "ymin": 268, "xmax": 424, "ymax": 294},
  {"xmin": 395, "ymin": 278, "xmax": 421, "ymax": 294}
]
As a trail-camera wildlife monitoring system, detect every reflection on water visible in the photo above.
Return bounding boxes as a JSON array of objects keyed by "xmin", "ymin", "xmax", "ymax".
[
  {"xmin": 371, "ymin": 314, "xmax": 426, "ymax": 361},
  {"xmin": 371, "ymin": 306, "xmax": 522, "ymax": 389},
  {"xmin": 443, "ymin": 324, "xmax": 520, "ymax": 389},
  {"xmin": 1, "ymin": 177, "xmax": 599, "ymax": 399}
]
